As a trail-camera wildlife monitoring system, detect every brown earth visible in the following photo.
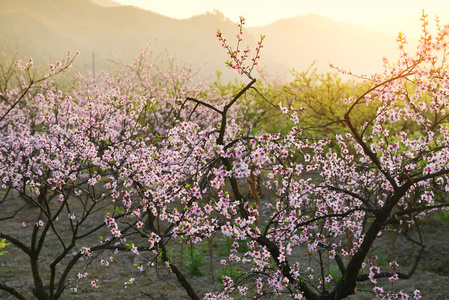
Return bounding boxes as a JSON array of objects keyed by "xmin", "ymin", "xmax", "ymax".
[{"xmin": 1, "ymin": 194, "xmax": 449, "ymax": 300}]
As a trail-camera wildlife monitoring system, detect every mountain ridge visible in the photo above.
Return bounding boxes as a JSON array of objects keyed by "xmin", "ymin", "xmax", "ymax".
[
  {"xmin": 89, "ymin": 0, "xmax": 122, "ymax": 7},
  {"xmin": 249, "ymin": 14, "xmax": 400, "ymax": 77},
  {"xmin": 0, "ymin": 0, "xmax": 404, "ymax": 81}
]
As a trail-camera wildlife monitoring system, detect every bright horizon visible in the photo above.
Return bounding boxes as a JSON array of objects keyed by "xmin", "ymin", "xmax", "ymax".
[{"xmin": 113, "ymin": 0, "xmax": 449, "ymax": 30}]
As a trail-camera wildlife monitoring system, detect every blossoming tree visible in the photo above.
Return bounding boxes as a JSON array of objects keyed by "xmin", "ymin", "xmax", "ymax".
[
  {"xmin": 1, "ymin": 12, "xmax": 449, "ymax": 300},
  {"xmin": 87, "ymin": 14, "xmax": 449, "ymax": 299},
  {"xmin": 0, "ymin": 48, "xmax": 223, "ymax": 299}
]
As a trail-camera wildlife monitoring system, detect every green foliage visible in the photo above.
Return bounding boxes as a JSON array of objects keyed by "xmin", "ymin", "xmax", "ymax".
[
  {"xmin": 0, "ymin": 238, "xmax": 10, "ymax": 256},
  {"xmin": 373, "ymin": 248, "xmax": 388, "ymax": 266},
  {"xmin": 434, "ymin": 209, "xmax": 449, "ymax": 224},
  {"xmin": 329, "ymin": 263, "xmax": 342, "ymax": 283},
  {"xmin": 240, "ymin": 63, "xmax": 370, "ymax": 137},
  {"xmin": 66, "ymin": 290, "xmax": 79, "ymax": 295},
  {"xmin": 211, "ymin": 70, "xmax": 245, "ymax": 98},
  {"xmin": 237, "ymin": 238, "xmax": 249, "ymax": 253},
  {"xmin": 216, "ymin": 236, "xmax": 230, "ymax": 256},
  {"xmin": 0, "ymin": 267, "xmax": 14, "ymax": 273},
  {"xmin": 215, "ymin": 236, "xmax": 249, "ymax": 255},
  {"xmin": 183, "ymin": 244, "xmax": 205, "ymax": 276},
  {"xmin": 285, "ymin": 67, "xmax": 368, "ymax": 134},
  {"xmin": 157, "ymin": 248, "xmax": 173, "ymax": 264},
  {"xmin": 217, "ymin": 265, "xmax": 240, "ymax": 282}
]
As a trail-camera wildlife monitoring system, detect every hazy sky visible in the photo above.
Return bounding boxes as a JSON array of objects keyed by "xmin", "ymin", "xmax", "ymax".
[{"xmin": 113, "ymin": 0, "xmax": 449, "ymax": 27}]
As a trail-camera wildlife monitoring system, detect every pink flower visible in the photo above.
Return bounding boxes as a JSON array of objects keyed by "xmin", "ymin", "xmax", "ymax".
[
  {"xmin": 90, "ymin": 280, "xmax": 99, "ymax": 288},
  {"xmin": 389, "ymin": 273, "xmax": 399, "ymax": 282},
  {"xmin": 278, "ymin": 253, "xmax": 285, "ymax": 262},
  {"xmin": 131, "ymin": 244, "xmax": 140, "ymax": 255}
]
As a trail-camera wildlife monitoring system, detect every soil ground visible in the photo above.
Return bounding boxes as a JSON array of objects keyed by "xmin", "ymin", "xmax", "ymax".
[{"xmin": 1, "ymin": 193, "xmax": 449, "ymax": 300}]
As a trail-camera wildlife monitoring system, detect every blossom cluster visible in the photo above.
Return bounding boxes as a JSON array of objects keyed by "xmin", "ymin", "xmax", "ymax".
[{"xmin": 1, "ymin": 12, "xmax": 448, "ymax": 300}]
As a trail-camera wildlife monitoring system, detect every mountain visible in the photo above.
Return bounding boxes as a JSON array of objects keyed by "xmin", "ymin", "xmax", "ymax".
[
  {"xmin": 249, "ymin": 14, "xmax": 400, "ymax": 77},
  {"xmin": 89, "ymin": 0, "xmax": 122, "ymax": 7},
  {"xmin": 0, "ymin": 0, "xmax": 246, "ymax": 80},
  {"xmin": 0, "ymin": 0, "xmax": 404, "ymax": 81}
]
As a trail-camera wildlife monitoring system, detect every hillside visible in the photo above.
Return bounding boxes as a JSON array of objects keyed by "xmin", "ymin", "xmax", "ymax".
[
  {"xmin": 249, "ymin": 14, "xmax": 401, "ymax": 77},
  {"xmin": 0, "ymin": 0, "xmax": 402, "ymax": 81},
  {"xmin": 0, "ymin": 0, "xmax": 241, "ymax": 79},
  {"xmin": 89, "ymin": 0, "xmax": 122, "ymax": 7}
]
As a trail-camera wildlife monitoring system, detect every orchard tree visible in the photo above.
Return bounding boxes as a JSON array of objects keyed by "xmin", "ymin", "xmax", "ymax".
[
  {"xmin": 207, "ymin": 12, "xmax": 449, "ymax": 299},
  {"xmin": 87, "ymin": 13, "xmax": 449, "ymax": 300},
  {"xmin": 241, "ymin": 63, "xmax": 370, "ymax": 137},
  {"xmin": 0, "ymin": 48, "xmax": 222, "ymax": 299},
  {"xmin": 0, "ymin": 51, "xmax": 147, "ymax": 300},
  {"xmin": 1, "ymin": 11, "xmax": 449, "ymax": 300}
]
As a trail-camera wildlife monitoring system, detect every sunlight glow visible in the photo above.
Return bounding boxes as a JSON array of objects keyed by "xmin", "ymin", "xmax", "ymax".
[{"xmin": 113, "ymin": 0, "xmax": 449, "ymax": 29}]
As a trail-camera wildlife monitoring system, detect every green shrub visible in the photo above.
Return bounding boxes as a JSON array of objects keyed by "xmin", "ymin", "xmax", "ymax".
[
  {"xmin": 0, "ymin": 238, "xmax": 9, "ymax": 256},
  {"xmin": 183, "ymin": 245, "xmax": 205, "ymax": 276},
  {"xmin": 216, "ymin": 265, "xmax": 239, "ymax": 283}
]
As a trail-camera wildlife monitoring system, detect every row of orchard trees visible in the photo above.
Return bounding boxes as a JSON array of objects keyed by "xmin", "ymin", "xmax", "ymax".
[{"xmin": 1, "ymin": 12, "xmax": 449, "ymax": 300}]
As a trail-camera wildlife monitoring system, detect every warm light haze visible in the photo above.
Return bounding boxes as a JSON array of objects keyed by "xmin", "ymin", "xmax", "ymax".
[
  {"xmin": 114, "ymin": 0, "xmax": 449, "ymax": 35},
  {"xmin": 3, "ymin": 0, "xmax": 449, "ymax": 81}
]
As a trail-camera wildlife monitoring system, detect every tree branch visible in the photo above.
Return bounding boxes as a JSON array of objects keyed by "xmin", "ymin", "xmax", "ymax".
[{"xmin": 0, "ymin": 281, "xmax": 27, "ymax": 300}]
